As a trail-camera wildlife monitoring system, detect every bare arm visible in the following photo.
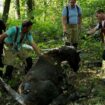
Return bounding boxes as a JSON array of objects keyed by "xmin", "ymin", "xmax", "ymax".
[
  {"xmin": 62, "ymin": 16, "xmax": 67, "ymax": 32},
  {"xmin": 30, "ymin": 41, "xmax": 41, "ymax": 56},
  {"xmin": 78, "ymin": 15, "xmax": 82, "ymax": 28},
  {"xmin": 87, "ymin": 27, "xmax": 97, "ymax": 35},
  {"xmin": 0, "ymin": 33, "xmax": 7, "ymax": 42}
]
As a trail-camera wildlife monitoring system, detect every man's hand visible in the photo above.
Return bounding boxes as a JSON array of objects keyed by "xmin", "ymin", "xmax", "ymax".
[
  {"xmin": 87, "ymin": 28, "xmax": 97, "ymax": 35},
  {"xmin": 63, "ymin": 32, "xmax": 68, "ymax": 37},
  {"xmin": 62, "ymin": 32, "xmax": 68, "ymax": 41}
]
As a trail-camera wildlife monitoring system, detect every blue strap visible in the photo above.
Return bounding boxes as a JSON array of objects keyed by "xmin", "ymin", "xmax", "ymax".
[{"xmin": 66, "ymin": 5, "xmax": 80, "ymax": 24}]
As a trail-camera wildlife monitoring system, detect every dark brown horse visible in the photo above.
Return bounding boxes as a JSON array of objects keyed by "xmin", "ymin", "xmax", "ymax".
[
  {"xmin": 0, "ymin": 45, "xmax": 80, "ymax": 105},
  {"xmin": 18, "ymin": 46, "xmax": 80, "ymax": 105}
]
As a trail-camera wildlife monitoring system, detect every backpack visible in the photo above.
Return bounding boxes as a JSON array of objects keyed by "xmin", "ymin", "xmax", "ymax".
[
  {"xmin": 0, "ymin": 20, "xmax": 6, "ymax": 34},
  {"xmin": 66, "ymin": 5, "xmax": 80, "ymax": 24},
  {"xmin": 14, "ymin": 26, "xmax": 19, "ymax": 43},
  {"xmin": 14, "ymin": 26, "xmax": 25, "ymax": 44},
  {"xmin": 13, "ymin": 27, "xmax": 25, "ymax": 51}
]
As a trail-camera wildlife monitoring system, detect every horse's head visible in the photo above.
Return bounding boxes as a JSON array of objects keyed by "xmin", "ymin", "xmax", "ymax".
[{"xmin": 46, "ymin": 46, "xmax": 80, "ymax": 72}]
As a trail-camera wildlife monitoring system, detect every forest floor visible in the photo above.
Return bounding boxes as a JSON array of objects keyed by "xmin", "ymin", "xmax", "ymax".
[
  {"xmin": 0, "ymin": 40, "xmax": 105, "ymax": 105},
  {"xmin": 1, "ymin": 64, "xmax": 105, "ymax": 105}
]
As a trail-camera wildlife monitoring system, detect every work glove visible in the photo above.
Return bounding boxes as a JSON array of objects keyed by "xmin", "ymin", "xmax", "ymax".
[{"xmin": 62, "ymin": 32, "xmax": 68, "ymax": 41}]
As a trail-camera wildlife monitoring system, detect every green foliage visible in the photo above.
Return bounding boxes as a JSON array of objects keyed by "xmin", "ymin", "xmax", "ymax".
[
  {"xmin": 1, "ymin": 0, "xmax": 105, "ymax": 104},
  {"xmin": 6, "ymin": 19, "xmax": 22, "ymax": 28},
  {"xmin": 33, "ymin": 20, "xmax": 62, "ymax": 42}
]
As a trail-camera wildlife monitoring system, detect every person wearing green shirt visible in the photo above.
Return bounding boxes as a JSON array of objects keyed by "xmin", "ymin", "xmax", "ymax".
[{"xmin": 0, "ymin": 20, "xmax": 41, "ymax": 79}]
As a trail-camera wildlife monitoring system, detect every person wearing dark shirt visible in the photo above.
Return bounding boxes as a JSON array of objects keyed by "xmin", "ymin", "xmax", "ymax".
[
  {"xmin": 0, "ymin": 19, "xmax": 6, "ymax": 67},
  {"xmin": 87, "ymin": 9, "xmax": 105, "ymax": 72}
]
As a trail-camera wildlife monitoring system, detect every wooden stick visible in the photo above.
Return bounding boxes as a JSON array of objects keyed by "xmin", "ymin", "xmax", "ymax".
[{"xmin": 0, "ymin": 77, "xmax": 25, "ymax": 105}]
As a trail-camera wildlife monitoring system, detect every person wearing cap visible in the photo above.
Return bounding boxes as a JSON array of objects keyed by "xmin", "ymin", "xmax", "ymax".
[{"xmin": 0, "ymin": 20, "xmax": 41, "ymax": 78}]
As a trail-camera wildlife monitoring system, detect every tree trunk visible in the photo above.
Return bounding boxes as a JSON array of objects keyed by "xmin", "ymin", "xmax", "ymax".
[
  {"xmin": 26, "ymin": 0, "xmax": 33, "ymax": 19},
  {"xmin": 43, "ymin": 1, "xmax": 47, "ymax": 21},
  {"xmin": 2, "ymin": 0, "xmax": 11, "ymax": 22},
  {"xmin": 15, "ymin": 0, "xmax": 20, "ymax": 19}
]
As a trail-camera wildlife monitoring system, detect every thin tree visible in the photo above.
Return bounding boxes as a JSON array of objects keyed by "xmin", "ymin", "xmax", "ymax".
[
  {"xmin": 15, "ymin": 0, "xmax": 20, "ymax": 19},
  {"xmin": 2, "ymin": 0, "xmax": 11, "ymax": 22},
  {"xmin": 26, "ymin": 0, "xmax": 34, "ymax": 19}
]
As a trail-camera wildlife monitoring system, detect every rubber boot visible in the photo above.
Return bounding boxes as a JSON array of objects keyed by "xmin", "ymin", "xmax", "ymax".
[
  {"xmin": 24, "ymin": 57, "xmax": 33, "ymax": 74},
  {"xmin": 0, "ymin": 56, "xmax": 4, "ymax": 68},
  {"xmin": 4, "ymin": 65, "xmax": 14, "ymax": 80}
]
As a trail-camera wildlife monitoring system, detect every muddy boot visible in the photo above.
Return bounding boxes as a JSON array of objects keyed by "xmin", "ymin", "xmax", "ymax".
[
  {"xmin": 24, "ymin": 57, "xmax": 33, "ymax": 74},
  {"xmin": 4, "ymin": 65, "xmax": 14, "ymax": 80},
  {"xmin": 0, "ymin": 56, "xmax": 4, "ymax": 68},
  {"xmin": 0, "ymin": 70, "xmax": 3, "ymax": 77}
]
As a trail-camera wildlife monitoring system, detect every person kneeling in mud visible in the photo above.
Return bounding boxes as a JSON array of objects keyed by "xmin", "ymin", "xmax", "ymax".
[{"xmin": 0, "ymin": 20, "xmax": 41, "ymax": 80}]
